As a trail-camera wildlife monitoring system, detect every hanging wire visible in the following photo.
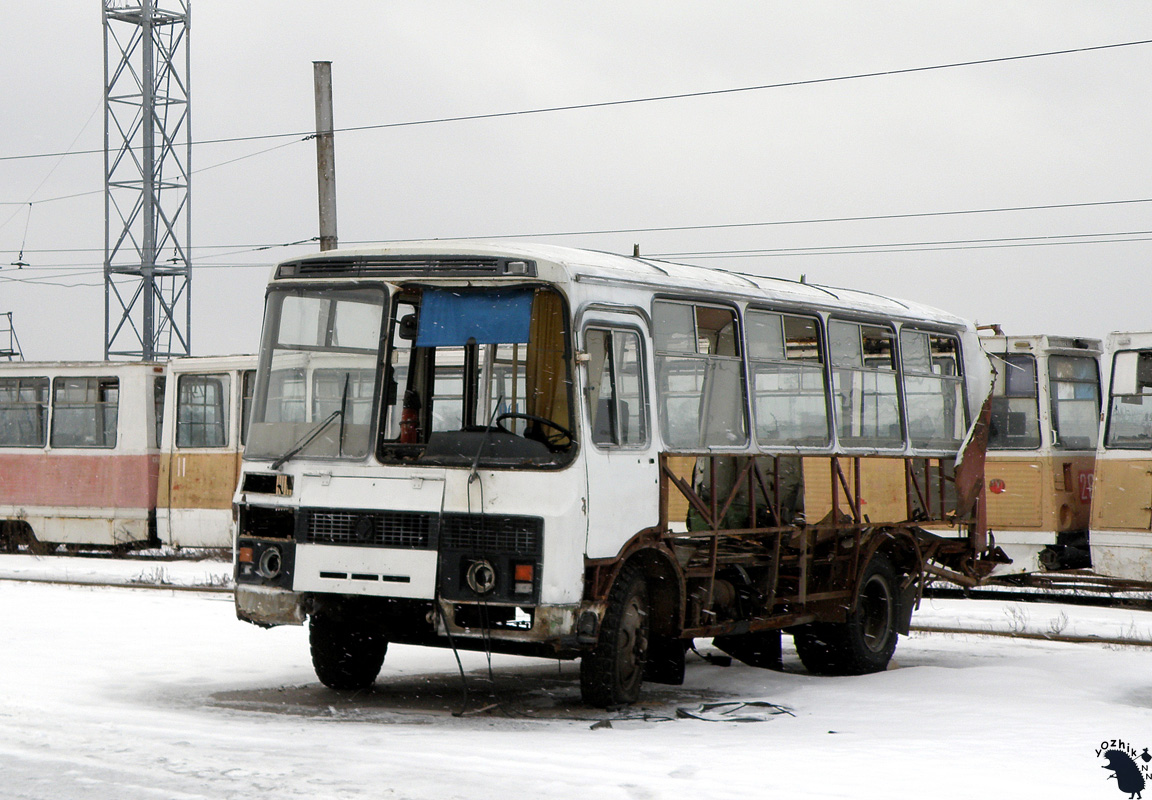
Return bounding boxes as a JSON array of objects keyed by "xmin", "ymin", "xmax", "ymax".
[{"xmin": 10, "ymin": 204, "xmax": 31, "ymax": 269}]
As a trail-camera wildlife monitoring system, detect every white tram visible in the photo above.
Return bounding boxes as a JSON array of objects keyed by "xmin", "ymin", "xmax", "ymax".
[
  {"xmin": 1090, "ymin": 331, "xmax": 1152, "ymax": 582},
  {"xmin": 233, "ymin": 241, "xmax": 1001, "ymax": 706},
  {"xmin": 979, "ymin": 333, "xmax": 1102, "ymax": 573},
  {"xmin": 0, "ymin": 355, "xmax": 255, "ymax": 553}
]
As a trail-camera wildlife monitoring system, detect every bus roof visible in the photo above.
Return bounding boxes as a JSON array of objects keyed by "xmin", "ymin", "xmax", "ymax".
[{"xmin": 274, "ymin": 240, "xmax": 973, "ymax": 330}]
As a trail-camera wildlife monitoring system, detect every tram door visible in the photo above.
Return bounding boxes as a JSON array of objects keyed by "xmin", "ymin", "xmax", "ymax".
[
  {"xmin": 580, "ymin": 313, "xmax": 661, "ymax": 559},
  {"xmin": 159, "ymin": 368, "xmax": 248, "ymax": 548}
]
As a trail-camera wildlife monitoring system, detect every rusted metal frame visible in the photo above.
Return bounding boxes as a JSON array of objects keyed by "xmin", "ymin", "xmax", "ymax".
[
  {"xmin": 936, "ymin": 458, "xmax": 947, "ymax": 521},
  {"xmin": 751, "ymin": 457, "xmax": 785, "ymax": 528},
  {"xmin": 831, "ymin": 456, "xmax": 861, "ymax": 523},
  {"xmin": 714, "ymin": 456, "xmax": 759, "ymax": 531},
  {"xmin": 661, "ymin": 460, "xmax": 715, "ymax": 528},
  {"xmin": 682, "ymin": 610, "xmax": 822, "ymax": 639},
  {"xmin": 658, "ymin": 453, "xmax": 670, "ymax": 531},
  {"xmin": 906, "ymin": 457, "xmax": 930, "ymax": 520},
  {"xmin": 765, "ymin": 523, "xmax": 782, "ymax": 613},
  {"xmin": 799, "ymin": 527, "xmax": 809, "ymax": 605}
]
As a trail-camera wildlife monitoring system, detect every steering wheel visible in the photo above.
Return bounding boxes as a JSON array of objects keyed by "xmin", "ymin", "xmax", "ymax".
[{"xmin": 495, "ymin": 412, "xmax": 574, "ymax": 447}]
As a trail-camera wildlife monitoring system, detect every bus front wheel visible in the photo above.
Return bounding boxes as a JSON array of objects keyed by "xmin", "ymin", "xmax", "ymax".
[
  {"xmin": 309, "ymin": 611, "xmax": 388, "ymax": 691},
  {"xmin": 580, "ymin": 562, "xmax": 651, "ymax": 707}
]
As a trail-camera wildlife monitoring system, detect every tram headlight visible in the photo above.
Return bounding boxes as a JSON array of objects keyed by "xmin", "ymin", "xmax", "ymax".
[{"xmin": 257, "ymin": 546, "xmax": 283, "ymax": 579}]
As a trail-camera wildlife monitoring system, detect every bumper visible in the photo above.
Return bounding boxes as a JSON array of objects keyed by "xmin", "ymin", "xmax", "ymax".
[{"xmin": 235, "ymin": 584, "xmax": 306, "ymax": 627}]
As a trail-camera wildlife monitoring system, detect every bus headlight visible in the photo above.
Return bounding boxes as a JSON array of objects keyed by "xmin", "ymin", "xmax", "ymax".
[
  {"xmin": 257, "ymin": 546, "xmax": 283, "ymax": 579},
  {"xmin": 465, "ymin": 559, "xmax": 497, "ymax": 595}
]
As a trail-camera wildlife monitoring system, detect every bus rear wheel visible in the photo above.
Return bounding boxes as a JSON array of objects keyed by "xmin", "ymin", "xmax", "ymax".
[
  {"xmin": 580, "ymin": 562, "xmax": 651, "ymax": 707},
  {"xmin": 309, "ymin": 612, "xmax": 388, "ymax": 691},
  {"xmin": 793, "ymin": 552, "xmax": 899, "ymax": 676}
]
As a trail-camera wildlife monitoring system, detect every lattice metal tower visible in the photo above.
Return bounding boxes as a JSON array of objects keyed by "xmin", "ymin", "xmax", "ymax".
[{"xmin": 103, "ymin": 0, "xmax": 191, "ymax": 360}]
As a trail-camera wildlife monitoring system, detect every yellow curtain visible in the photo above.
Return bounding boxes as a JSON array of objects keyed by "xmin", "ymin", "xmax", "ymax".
[{"xmin": 525, "ymin": 290, "xmax": 569, "ymax": 429}]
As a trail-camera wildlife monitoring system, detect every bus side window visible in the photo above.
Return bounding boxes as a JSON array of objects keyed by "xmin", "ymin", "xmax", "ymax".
[
  {"xmin": 900, "ymin": 329, "xmax": 966, "ymax": 449},
  {"xmin": 585, "ymin": 328, "xmax": 648, "ymax": 448},
  {"xmin": 746, "ymin": 310, "xmax": 829, "ymax": 447},
  {"xmin": 653, "ymin": 301, "xmax": 747, "ymax": 449},
  {"xmin": 829, "ymin": 321, "xmax": 902, "ymax": 448}
]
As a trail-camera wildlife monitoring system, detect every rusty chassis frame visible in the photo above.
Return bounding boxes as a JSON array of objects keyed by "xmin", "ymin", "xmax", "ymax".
[{"xmin": 584, "ymin": 443, "xmax": 1002, "ymax": 642}]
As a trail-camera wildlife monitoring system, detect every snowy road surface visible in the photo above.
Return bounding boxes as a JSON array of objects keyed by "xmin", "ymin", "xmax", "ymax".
[{"xmin": 1, "ymin": 556, "xmax": 1151, "ymax": 799}]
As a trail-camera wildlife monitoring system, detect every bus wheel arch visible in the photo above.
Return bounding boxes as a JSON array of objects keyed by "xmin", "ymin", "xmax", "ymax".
[
  {"xmin": 793, "ymin": 550, "xmax": 901, "ymax": 676},
  {"xmin": 580, "ymin": 548, "xmax": 683, "ymax": 705}
]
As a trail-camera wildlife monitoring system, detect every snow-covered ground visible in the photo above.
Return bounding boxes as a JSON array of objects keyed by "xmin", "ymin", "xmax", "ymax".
[{"xmin": 2, "ymin": 554, "xmax": 1151, "ymax": 799}]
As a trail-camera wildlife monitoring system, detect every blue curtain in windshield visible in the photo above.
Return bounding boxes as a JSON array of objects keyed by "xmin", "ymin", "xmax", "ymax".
[{"xmin": 416, "ymin": 288, "xmax": 534, "ymax": 347}]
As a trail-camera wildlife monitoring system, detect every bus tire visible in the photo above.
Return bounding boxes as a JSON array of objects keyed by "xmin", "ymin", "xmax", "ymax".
[
  {"xmin": 793, "ymin": 552, "xmax": 898, "ymax": 676},
  {"xmin": 309, "ymin": 612, "xmax": 388, "ymax": 691},
  {"xmin": 580, "ymin": 562, "xmax": 651, "ymax": 707}
]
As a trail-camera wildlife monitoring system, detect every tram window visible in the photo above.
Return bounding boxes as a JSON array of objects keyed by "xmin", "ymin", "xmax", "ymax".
[
  {"xmin": 266, "ymin": 368, "xmax": 306, "ymax": 423},
  {"xmin": 313, "ymin": 369, "xmax": 375, "ymax": 426},
  {"xmin": 240, "ymin": 370, "xmax": 255, "ymax": 445},
  {"xmin": 746, "ymin": 311, "xmax": 829, "ymax": 446},
  {"xmin": 1049, "ymin": 355, "xmax": 1100, "ymax": 450},
  {"xmin": 585, "ymin": 328, "xmax": 648, "ymax": 448},
  {"xmin": 0, "ymin": 377, "xmax": 49, "ymax": 447},
  {"xmin": 829, "ymin": 320, "xmax": 902, "ymax": 448},
  {"xmin": 900, "ymin": 330, "xmax": 966, "ymax": 449},
  {"xmin": 153, "ymin": 376, "xmax": 166, "ymax": 448},
  {"xmin": 988, "ymin": 354, "xmax": 1040, "ymax": 449},
  {"xmin": 50, "ymin": 377, "xmax": 119, "ymax": 449},
  {"xmin": 1105, "ymin": 351, "xmax": 1152, "ymax": 449},
  {"xmin": 176, "ymin": 374, "xmax": 230, "ymax": 448},
  {"xmin": 653, "ymin": 301, "xmax": 747, "ymax": 449}
]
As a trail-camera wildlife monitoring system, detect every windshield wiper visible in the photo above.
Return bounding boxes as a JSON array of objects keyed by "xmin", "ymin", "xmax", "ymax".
[
  {"xmin": 270, "ymin": 409, "xmax": 342, "ymax": 471},
  {"xmin": 271, "ymin": 375, "xmax": 351, "ymax": 471}
]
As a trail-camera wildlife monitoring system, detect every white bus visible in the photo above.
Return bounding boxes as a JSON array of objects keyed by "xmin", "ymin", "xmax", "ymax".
[{"xmin": 233, "ymin": 242, "xmax": 1000, "ymax": 706}]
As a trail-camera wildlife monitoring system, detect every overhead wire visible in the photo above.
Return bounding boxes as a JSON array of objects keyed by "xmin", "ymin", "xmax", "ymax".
[
  {"xmin": 649, "ymin": 228, "xmax": 1152, "ymax": 259},
  {"xmin": 2, "ymin": 37, "xmax": 1151, "ymax": 164}
]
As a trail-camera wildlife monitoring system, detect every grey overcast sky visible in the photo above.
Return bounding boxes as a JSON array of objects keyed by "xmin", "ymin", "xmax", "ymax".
[{"xmin": 2, "ymin": 2, "xmax": 1152, "ymax": 360}]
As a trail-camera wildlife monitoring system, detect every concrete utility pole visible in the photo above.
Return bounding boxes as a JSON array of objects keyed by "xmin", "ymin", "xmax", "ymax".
[
  {"xmin": 313, "ymin": 61, "xmax": 338, "ymax": 251},
  {"xmin": 103, "ymin": 0, "xmax": 192, "ymax": 361}
]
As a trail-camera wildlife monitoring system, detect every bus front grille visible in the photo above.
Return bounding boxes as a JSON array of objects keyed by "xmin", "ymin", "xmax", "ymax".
[
  {"xmin": 440, "ymin": 513, "xmax": 542, "ymax": 555},
  {"xmin": 306, "ymin": 511, "xmax": 434, "ymax": 548},
  {"xmin": 303, "ymin": 510, "xmax": 542, "ymax": 554}
]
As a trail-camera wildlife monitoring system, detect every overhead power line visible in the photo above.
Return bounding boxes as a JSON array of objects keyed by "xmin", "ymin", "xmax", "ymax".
[
  {"xmin": 651, "ymin": 229, "xmax": 1152, "ymax": 259},
  {"xmin": 3, "ymin": 37, "xmax": 1152, "ymax": 164},
  {"xmin": 7, "ymin": 196, "xmax": 1152, "ymax": 261}
]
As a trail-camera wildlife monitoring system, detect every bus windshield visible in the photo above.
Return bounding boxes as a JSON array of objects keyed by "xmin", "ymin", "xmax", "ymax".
[
  {"xmin": 246, "ymin": 286, "xmax": 386, "ymax": 463},
  {"xmin": 378, "ymin": 285, "xmax": 575, "ymax": 468}
]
